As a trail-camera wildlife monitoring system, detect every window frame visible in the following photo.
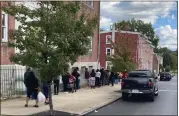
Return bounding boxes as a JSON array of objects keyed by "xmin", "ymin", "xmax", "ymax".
[
  {"xmin": 1, "ymin": 11, "xmax": 8, "ymax": 42},
  {"xmin": 106, "ymin": 35, "xmax": 112, "ymax": 44},
  {"xmin": 106, "ymin": 48, "xmax": 111, "ymax": 56}
]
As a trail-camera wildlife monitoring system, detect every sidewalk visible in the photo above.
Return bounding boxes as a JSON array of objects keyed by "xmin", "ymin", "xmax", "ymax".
[{"xmin": 1, "ymin": 84, "xmax": 122, "ymax": 115}]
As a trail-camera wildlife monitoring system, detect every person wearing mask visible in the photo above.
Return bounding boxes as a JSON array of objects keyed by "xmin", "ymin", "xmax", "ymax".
[
  {"xmin": 53, "ymin": 76, "xmax": 60, "ymax": 95},
  {"xmin": 42, "ymin": 80, "xmax": 49, "ymax": 105},
  {"xmin": 109, "ymin": 71, "xmax": 115, "ymax": 86},
  {"xmin": 62, "ymin": 74, "xmax": 69, "ymax": 92},
  {"xmin": 24, "ymin": 71, "xmax": 40, "ymax": 108},
  {"xmin": 85, "ymin": 68, "xmax": 90, "ymax": 87},
  {"xmin": 100, "ymin": 68, "xmax": 105, "ymax": 86},
  {"xmin": 95, "ymin": 69, "xmax": 101, "ymax": 87},
  {"xmin": 90, "ymin": 69, "xmax": 96, "ymax": 89},
  {"xmin": 72, "ymin": 68, "xmax": 80, "ymax": 90}
]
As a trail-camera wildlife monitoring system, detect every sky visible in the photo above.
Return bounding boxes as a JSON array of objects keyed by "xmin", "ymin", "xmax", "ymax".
[{"xmin": 100, "ymin": 1, "xmax": 178, "ymax": 51}]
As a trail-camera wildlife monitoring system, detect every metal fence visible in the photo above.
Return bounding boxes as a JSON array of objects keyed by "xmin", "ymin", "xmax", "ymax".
[
  {"xmin": 1, "ymin": 67, "xmax": 26, "ymax": 99},
  {"xmin": 1, "ymin": 65, "xmax": 86, "ymax": 100},
  {"xmin": 0, "ymin": 66, "xmax": 64, "ymax": 100}
]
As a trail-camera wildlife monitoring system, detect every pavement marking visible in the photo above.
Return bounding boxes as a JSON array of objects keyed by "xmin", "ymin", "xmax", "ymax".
[{"xmin": 158, "ymin": 90, "xmax": 177, "ymax": 92}]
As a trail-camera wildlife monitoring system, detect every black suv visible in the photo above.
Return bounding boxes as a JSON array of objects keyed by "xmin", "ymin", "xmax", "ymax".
[
  {"xmin": 160, "ymin": 72, "xmax": 172, "ymax": 81},
  {"xmin": 121, "ymin": 70, "xmax": 159, "ymax": 102}
]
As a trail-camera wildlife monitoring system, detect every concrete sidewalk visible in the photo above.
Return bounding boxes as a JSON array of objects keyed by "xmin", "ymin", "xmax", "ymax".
[{"xmin": 1, "ymin": 84, "xmax": 122, "ymax": 115}]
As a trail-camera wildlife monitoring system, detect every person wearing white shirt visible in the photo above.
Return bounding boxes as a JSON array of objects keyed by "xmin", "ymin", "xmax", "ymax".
[{"xmin": 95, "ymin": 69, "xmax": 101, "ymax": 87}]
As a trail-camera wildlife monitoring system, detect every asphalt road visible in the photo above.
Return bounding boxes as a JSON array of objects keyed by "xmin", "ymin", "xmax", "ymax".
[{"xmin": 88, "ymin": 76, "xmax": 178, "ymax": 115}]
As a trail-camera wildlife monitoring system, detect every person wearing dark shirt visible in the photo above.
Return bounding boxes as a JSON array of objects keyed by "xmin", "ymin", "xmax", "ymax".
[
  {"xmin": 25, "ymin": 71, "xmax": 40, "ymax": 108},
  {"xmin": 72, "ymin": 68, "xmax": 80, "ymax": 90},
  {"xmin": 100, "ymin": 68, "xmax": 105, "ymax": 86},
  {"xmin": 42, "ymin": 80, "xmax": 49, "ymax": 105},
  {"xmin": 109, "ymin": 71, "xmax": 115, "ymax": 86},
  {"xmin": 24, "ymin": 67, "xmax": 31, "ymax": 97},
  {"xmin": 62, "ymin": 74, "xmax": 69, "ymax": 92},
  {"xmin": 90, "ymin": 69, "xmax": 96, "ymax": 89},
  {"xmin": 53, "ymin": 76, "xmax": 60, "ymax": 95},
  {"xmin": 85, "ymin": 68, "xmax": 90, "ymax": 87}
]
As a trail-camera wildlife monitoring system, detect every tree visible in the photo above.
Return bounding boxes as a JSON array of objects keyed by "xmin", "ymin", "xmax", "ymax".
[
  {"xmin": 163, "ymin": 52, "xmax": 172, "ymax": 68},
  {"xmin": 115, "ymin": 18, "xmax": 158, "ymax": 48},
  {"xmin": 108, "ymin": 26, "xmax": 137, "ymax": 72},
  {"xmin": 170, "ymin": 53, "xmax": 178, "ymax": 70},
  {"xmin": 2, "ymin": 1, "xmax": 97, "ymax": 115}
]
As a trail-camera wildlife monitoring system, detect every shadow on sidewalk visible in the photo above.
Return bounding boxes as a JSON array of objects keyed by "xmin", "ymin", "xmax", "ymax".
[{"xmin": 31, "ymin": 110, "xmax": 78, "ymax": 116}]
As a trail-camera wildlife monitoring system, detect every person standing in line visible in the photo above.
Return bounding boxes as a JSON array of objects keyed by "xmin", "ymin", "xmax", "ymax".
[
  {"xmin": 90, "ymin": 69, "xmax": 96, "ymax": 89},
  {"xmin": 42, "ymin": 80, "xmax": 49, "ymax": 105},
  {"xmin": 53, "ymin": 76, "xmax": 60, "ymax": 95},
  {"xmin": 24, "ymin": 71, "xmax": 40, "ymax": 107},
  {"xmin": 85, "ymin": 68, "xmax": 90, "ymax": 87},
  {"xmin": 95, "ymin": 69, "xmax": 101, "ymax": 87},
  {"xmin": 72, "ymin": 68, "xmax": 80, "ymax": 90},
  {"xmin": 109, "ymin": 71, "xmax": 115, "ymax": 86},
  {"xmin": 62, "ymin": 73, "xmax": 69, "ymax": 92},
  {"xmin": 100, "ymin": 68, "xmax": 105, "ymax": 86},
  {"xmin": 104, "ymin": 70, "xmax": 110, "ymax": 85},
  {"xmin": 24, "ymin": 67, "xmax": 31, "ymax": 98}
]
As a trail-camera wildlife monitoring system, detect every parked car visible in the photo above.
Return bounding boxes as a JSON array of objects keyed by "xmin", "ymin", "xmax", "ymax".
[
  {"xmin": 160, "ymin": 72, "xmax": 172, "ymax": 81},
  {"xmin": 121, "ymin": 70, "xmax": 159, "ymax": 102}
]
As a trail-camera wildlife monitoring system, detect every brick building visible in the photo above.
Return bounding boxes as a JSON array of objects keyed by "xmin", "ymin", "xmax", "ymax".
[
  {"xmin": 0, "ymin": 2, "xmax": 15, "ymax": 65},
  {"xmin": 99, "ymin": 30, "xmax": 156, "ymax": 71},
  {"xmin": 70, "ymin": 1, "xmax": 100, "ymax": 73}
]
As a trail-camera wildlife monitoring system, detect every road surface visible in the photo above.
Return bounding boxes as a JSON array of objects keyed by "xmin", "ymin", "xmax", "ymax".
[{"xmin": 88, "ymin": 76, "xmax": 178, "ymax": 115}]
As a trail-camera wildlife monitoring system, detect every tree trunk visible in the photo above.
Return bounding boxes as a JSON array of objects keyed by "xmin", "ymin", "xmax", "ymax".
[{"xmin": 48, "ymin": 83, "xmax": 54, "ymax": 116}]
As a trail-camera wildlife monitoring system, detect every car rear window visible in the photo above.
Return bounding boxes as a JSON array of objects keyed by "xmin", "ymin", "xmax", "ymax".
[{"xmin": 128, "ymin": 73, "xmax": 149, "ymax": 78}]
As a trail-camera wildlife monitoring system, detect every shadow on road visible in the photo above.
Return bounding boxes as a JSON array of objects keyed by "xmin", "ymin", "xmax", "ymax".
[{"xmin": 123, "ymin": 95, "xmax": 154, "ymax": 103}]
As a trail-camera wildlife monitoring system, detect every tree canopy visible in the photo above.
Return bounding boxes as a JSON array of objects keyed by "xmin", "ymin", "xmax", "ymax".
[
  {"xmin": 108, "ymin": 31, "xmax": 136, "ymax": 72},
  {"xmin": 2, "ymin": 1, "xmax": 98, "ymax": 113}
]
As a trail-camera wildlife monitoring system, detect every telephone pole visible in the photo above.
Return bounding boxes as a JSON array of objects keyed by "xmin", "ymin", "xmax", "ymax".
[{"xmin": 0, "ymin": 1, "xmax": 2, "ymax": 65}]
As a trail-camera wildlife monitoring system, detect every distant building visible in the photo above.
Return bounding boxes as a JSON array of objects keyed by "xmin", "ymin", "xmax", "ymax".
[{"xmin": 100, "ymin": 29, "xmax": 156, "ymax": 71}]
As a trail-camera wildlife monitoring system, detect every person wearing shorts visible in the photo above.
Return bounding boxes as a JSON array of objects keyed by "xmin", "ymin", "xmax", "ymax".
[{"xmin": 25, "ymin": 71, "xmax": 40, "ymax": 108}]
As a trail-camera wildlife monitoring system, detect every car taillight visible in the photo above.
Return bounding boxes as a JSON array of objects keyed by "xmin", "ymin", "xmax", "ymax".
[
  {"xmin": 148, "ymin": 81, "xmax": 152, "ymax": 87},
  {"xmin": 121, "ymin": 82, "xmax": 124, "ymax": 87}
]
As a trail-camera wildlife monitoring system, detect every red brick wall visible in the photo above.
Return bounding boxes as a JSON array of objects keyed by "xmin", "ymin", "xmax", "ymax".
[
  {"xmin": 77, "ymin": 1, "xmax": 100, "ymax": 62},
  {"xmin": 1, "ymin": 2, "xmax": 15, "ymax": 65},
  {"xmin": 99, "ymin": 32, "xmax": 112, "ymax": 68},
  {"xmin": 100, "ymin": 31, "xmax": 139, "ymax": 68}
]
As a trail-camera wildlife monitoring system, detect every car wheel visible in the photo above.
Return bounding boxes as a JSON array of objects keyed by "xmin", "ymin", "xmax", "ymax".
[
  {"xmin": 122, "ymin": 92, "xmax": 128, "ymax": 100},
  {"xmin": 149, "ymin": 93, "xmax": 154, "ymax": 102}
]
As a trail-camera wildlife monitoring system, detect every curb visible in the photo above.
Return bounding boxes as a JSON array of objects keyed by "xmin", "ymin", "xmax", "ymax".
[{"xmin": 80, "ymin": 97, "xmax": 122, "ymax": 116}]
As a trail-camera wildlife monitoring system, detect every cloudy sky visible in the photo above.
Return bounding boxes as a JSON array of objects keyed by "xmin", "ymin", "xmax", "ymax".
[{"xmin": 100, "ymin": 1, "xmax": 178, "ymax": 51}]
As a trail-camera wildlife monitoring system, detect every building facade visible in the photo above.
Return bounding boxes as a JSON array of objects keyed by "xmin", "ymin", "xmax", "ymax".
[
  {"xmin": 100, "ymin": 30, "xmax": 155, "ymax": 71},
  {"xmin": 1, "ymin": 2, "xmax": 15, "ymax": 65},
  {"xmin": 70, "ymin": 1, "xmax": 100, "ymax": 73}
]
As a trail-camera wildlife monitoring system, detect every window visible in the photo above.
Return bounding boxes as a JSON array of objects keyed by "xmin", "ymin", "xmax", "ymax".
[
  {"xmin": 2, "ymin": 12, "xmax": 8, "ymax": 42},
  {"xmin": 88, "ymin": 36, "xmax": 93, "ymax": 51},
  {"xmin": 106, "ymin": 48, "xmax": 111, "ymax": 56},
  {"xmin": 106, "ymin": 35, "xmax": 112, "ymax": 44}
]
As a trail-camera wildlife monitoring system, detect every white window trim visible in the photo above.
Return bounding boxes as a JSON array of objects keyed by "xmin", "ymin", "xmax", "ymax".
[
  {"xmin": 1, "ymin": 11, "xmax": 8, "ymax": 42},
  {"xmin": 88, "ymin": 36, "xmax": 93, "ymax": 52},
  {"xmin": 106, "ymin": 48, "xmax": 111, "ymax": 56},
  {"xmin": 106, "ymin": 35, "xmax": 112, "ymax": 44}
]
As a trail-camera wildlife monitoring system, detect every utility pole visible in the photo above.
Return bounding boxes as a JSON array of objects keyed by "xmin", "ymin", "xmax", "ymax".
[{"xmin": 0, "ymin": 1, "xmax": 2, "ymax": 65}]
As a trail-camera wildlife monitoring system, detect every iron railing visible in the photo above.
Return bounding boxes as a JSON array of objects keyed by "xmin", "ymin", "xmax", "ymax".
[{"xmin": 0, "ymin": 67, "xmax": 64, "ymax": 100}]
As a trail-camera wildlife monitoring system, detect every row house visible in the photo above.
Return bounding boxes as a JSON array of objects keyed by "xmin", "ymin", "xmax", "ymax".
[
  {"xmin": 70, "ymin": 1, "xmax": 100, "ymax": 73},
  {"xmin": 100, "ymin": 29, "xmax": 157, "ymax": 72},
  {"xmin": 0, "ymin": 2, "xmax": 15, "ymax": 65}
]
